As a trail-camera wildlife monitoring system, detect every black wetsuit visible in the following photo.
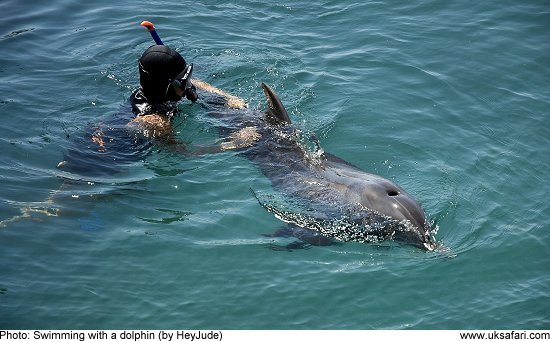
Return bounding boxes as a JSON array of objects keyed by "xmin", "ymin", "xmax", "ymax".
[{"xmin": 58, "ymin": 89, "xmax": 163, "ymax": 178}]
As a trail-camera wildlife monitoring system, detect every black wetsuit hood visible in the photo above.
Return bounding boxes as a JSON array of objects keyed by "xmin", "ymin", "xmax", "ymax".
[{"xmin": 138, "ymin": 45, "xmax": 187, "ymax": 104}]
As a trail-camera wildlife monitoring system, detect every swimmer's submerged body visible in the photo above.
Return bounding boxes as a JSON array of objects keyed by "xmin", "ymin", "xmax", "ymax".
[
  {"xmin": 57, "ymin": 80, "xmax": 250, "ymax": 177},
  {"xmin": 1, "ymin": 45, "xmax": 254, "ymax": 227},
  {"xmin": 58, "ymin": 45, "xmax": 254, "ymax": 175}
]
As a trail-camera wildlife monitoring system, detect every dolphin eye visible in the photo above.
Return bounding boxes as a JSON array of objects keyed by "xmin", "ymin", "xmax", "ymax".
[{"xmin": 387, "ymin": 190, "xmax": 399, "ymax": 196}]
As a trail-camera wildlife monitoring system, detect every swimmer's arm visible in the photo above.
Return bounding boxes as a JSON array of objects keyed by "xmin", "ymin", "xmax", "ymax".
[
  {"xmin": 192, "ymin": 79, "xmax": 247, "ymax": 109},
  {"xmin": 176, "ymin": 126, "xmax": 261, "ymax": 156},
  {"xmin": 161, "ymin": 138, "xmax": 256, "ymax": 156},
  {"xmin": 128, "ymin": 114, "xmax": 259, "ymax": 155}
]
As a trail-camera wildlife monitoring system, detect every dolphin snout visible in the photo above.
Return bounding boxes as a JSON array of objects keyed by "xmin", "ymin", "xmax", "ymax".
[
  {"xmin": 380, "ymin": 190, "xmax": 435, "ymax": 250},
  {"xmin": 392, "ymin": 221, "xmax": 435, "ymax": 251}
]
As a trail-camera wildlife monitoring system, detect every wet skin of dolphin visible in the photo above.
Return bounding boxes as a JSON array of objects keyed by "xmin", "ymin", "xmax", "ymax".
[{"xmin": 202, "ymin": 83, "xmax": 436, "ymax": 250}]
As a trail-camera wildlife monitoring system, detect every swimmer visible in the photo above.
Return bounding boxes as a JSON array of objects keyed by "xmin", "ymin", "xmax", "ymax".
[
  {"xmin": 1, "ymin": 44, "xmax": 257, "ymax": 227},
  {"xmin": 95, "ymin": 44, "xmax": 252, "ymax": 154},
  {"xmin": 130, "ymin": 45, "xmax": 245, "ymax": 138},
  {"xmin": 57, "ymin": 43, "xmax": 257, "ymax": 173}
]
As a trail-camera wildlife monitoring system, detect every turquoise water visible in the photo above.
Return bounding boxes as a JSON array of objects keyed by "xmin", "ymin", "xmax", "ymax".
[{"xmin": 1, "ymin": 0, "xmax": 549, "ymax": 329}]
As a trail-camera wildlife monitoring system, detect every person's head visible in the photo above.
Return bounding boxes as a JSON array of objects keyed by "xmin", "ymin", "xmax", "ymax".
[{"xmin": 138, "ymin": 45, "xmax": 192, "ymax": 104}]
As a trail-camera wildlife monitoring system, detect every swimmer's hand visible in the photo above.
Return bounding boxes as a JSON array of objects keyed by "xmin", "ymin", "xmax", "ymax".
[
  {"xmin": 220, "ymin": 127, "xmax": 261, "ymax": 151},
  {"xmin": 226, "ymin": 96, "xmax": 247, "ymax": 110},
  {"xmin": 185, "ymin": 84, "xmax": 198, "ymax": 102}
]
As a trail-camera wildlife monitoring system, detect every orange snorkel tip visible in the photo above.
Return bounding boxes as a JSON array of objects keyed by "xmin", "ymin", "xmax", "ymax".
[
  {"xmin": 140, "ymin": 21, "xmax": 155, "ymax": 32},
  {"xmin": 140, "ymin": 20, "xmax": 163, "ymax": 45}
]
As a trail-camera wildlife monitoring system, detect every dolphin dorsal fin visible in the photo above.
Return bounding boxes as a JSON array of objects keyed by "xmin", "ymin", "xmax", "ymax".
[{"xmin": 261, "ymin": 83, "xmax": 291, "ymax": 125}]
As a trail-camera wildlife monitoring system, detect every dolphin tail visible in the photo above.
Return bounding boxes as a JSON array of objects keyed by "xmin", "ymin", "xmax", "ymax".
[{"xmin": 261, "ymin": 83, "xmax": 291, "ymax": 125}]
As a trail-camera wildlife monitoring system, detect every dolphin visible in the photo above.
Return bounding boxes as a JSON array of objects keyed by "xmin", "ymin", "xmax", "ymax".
[{"xmin": 202, "ymin": 83, "xmax": 436, "ymax": 250}]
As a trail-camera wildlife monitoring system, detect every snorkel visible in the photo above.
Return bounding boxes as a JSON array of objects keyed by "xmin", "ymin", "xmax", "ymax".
[
  {"xmin": 139, "ymin": 20, "xmax": 198, "ymax": 102},
  {"xmin": 140, "ymin": 21, "xmax": 164, "ymax": 45}
]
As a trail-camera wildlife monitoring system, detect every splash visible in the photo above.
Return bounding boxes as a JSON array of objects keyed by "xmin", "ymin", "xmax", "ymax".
[{"xmin": 253, "ymin": 189, "xmax": 421, "ymax": 245}]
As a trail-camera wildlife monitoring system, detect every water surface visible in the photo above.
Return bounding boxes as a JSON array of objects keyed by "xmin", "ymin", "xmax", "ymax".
[{"xmin": 1, "ymin": 0, "xmax": 549, "ymax": 329}]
